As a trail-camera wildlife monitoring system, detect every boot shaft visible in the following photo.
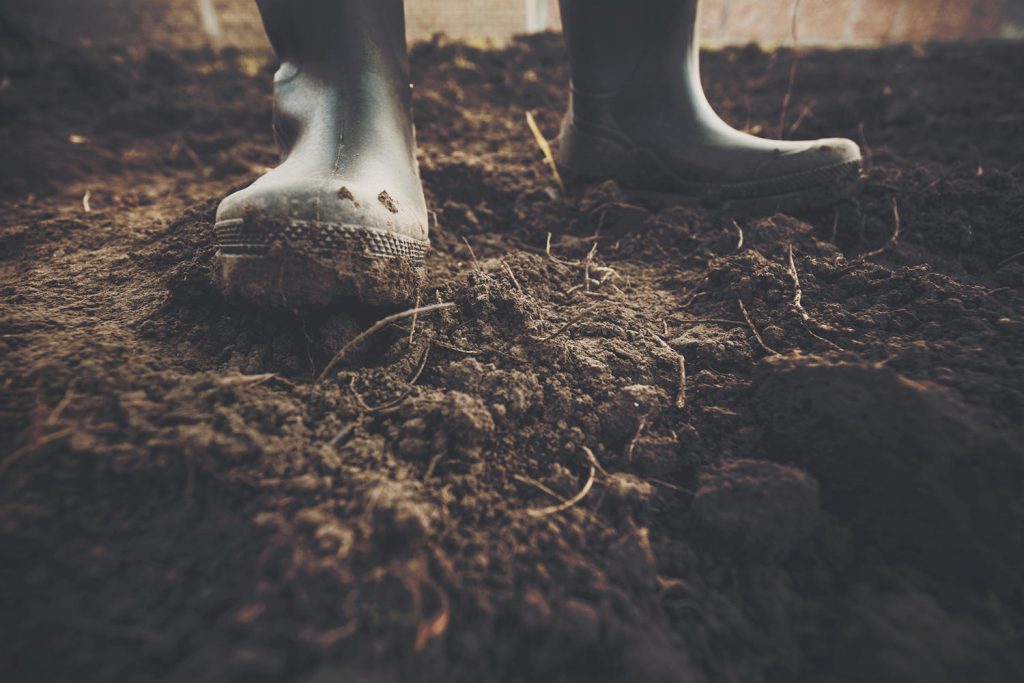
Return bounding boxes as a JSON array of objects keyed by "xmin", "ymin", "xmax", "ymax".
[
  {"xmin": 255, "ymin": 0, "xmax": 417, "ymax": 173},
  {"xmin": 256, "ymin": 0, "xmax": 410, "ymax": 82},
  {"xmin": 559, "ymin": 0, "xmax": 701, "ymax": 94}
]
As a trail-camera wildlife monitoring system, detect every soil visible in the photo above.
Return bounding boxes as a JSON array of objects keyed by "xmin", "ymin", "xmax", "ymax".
[{"xmin": 2, "ymin": 29, "xmax": 1024, "ymax": 683}]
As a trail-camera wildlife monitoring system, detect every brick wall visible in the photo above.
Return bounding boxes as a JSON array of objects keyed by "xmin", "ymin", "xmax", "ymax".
[
  {"xmin": 4, "ymin": 0, "xmax": 1017, "ymax": 51},
  {"xmin": 547, "ymin": 0, "xmax": 1013, "ymax": 46}
]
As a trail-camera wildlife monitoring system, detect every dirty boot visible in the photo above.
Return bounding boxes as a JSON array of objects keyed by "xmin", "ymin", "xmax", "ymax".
[
  {"xmin": 214, "ymin": 0, "xmax": 429, "ymax": 308},
  {"xmin": 556, "ymin": 0, "xmax": 863, "ymax": 214}
]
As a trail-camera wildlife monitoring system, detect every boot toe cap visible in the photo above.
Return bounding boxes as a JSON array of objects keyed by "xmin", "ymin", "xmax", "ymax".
[
  {"xmin": 754, "ymin": 137, "xmax": 862, "ymax": 180},
  {"xmin": 216, "ymin": 176, "xmax": 427, "ymax": 239},
  {"xmin": 214, "ymin": 174, "xmax": 430, "ymax": 260}
]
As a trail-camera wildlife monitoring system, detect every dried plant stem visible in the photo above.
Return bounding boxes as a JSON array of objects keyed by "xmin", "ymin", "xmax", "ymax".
[
  {"xmin": 787, "ymin": 244, "xmax": 807, "ymax": 321},
  {"xmin": 0, "ymin": 428, "xmax": 73, "ymax": 478},
  {"xmin": 525, "ymin": 447, "xmax": 600, "ymax": 518},
  {"xmin": 786, "ymin": 245, "xmax": 844, "ymax": 352},
  {"xmin": 649, "ymin": 328, "xmax": 687, "ymax": 410},
  {"xmin": 502, "ymin": 261, "xmax": 524, "ymax": 293},
  {"xmin": 738, "ymin": 298, "xmax": 780, "ymax": 356},
  {"xmin": 858, "ymin": 122, "xmax": 873, "ymax": 170},
  {"xmin": 365, "ymin": 343, "xmax": 433, "ymax": 413},
  {"xmin": 861, "ymin": 198, "xmax": 901, "ymax": 259},
  {"xmin": 625, "ymin": 415, "xmax": 647, "ymax": 462},
  {"xmin": 526, "ymin": 111, "xmax": 566, "ymax": 193},
  {"xmin": 529, "ymin": 307, "xmax": 597, "ymax": 345},
  {"xmin": 409, "ymin": 290, "xmax": 422, "ymax": 345},
  {"xmin": 318, "ymin": 302, "xmax": 455, "ymax": 382},
  {"xmin": 996, "ymin": 250, "xmax": 1024, "ymax": 269},
  {"xmin": 778, "ymin": 0, "xmax": 802, "ymax": 138},
  {"xmin": 461, "ymin": 236, "xmax": 480, "ymax": 270},
  {"xmin": 675, "ymin": 355, "xmax": 687, "ymax": 410}
]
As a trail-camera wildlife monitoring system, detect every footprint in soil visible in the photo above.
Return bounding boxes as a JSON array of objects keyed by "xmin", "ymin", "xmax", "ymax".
[{"xmin": 138, "ymin": 200, "xmax": 421, "ymax": 379}]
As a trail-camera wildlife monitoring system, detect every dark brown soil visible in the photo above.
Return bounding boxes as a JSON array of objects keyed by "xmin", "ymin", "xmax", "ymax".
[{"xmin": 2, "ymin": 31, "xmax": 1024, "ymax": 683}]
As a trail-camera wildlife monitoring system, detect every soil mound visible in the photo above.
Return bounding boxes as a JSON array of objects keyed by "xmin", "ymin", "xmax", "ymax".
[{"xmin": 2, "ymin": 34, "xmax": 1023, "ymax": 683}]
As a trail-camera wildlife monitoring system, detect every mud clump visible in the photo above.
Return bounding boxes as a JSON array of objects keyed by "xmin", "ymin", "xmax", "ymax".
[
  {"xmin": 754, "ymin": 355, "xmax": 1024, "ymax": 593},
  {"xmin": 378, "ymin": 190, "xmax": 400, "ymax": 214},
  {"xmin": 693, "ymin": 459, "xmax": 820, "ymax": 559}
]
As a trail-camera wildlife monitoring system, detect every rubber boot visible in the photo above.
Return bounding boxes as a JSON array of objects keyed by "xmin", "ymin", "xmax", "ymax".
[
  {"xmin": 556, "ymin": 0, "xmax": 863, "ymax": 214},
  {"xmin": 214, "ymin": 0, "xmax": 428, "ymax": 308}
]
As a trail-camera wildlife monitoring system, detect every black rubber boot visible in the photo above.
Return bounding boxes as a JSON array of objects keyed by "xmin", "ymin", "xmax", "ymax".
[
  {"xmin": 215, "ymin": 0, "xmax": 428, "ymax": 308},
  {"xmin": 556, "ymin": 0, "xmax": 863, "ymax": 214}
]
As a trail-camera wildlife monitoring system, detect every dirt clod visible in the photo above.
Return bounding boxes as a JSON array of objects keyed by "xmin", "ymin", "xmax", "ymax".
[{"xmin": 693, "ymin": 459, "xmax": 820, "ymax": 559}]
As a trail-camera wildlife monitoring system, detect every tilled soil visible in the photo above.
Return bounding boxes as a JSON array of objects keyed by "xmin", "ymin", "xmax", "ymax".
[{"xmin": 2, "ymin": 32, "xmax": 1023, "ymax": 683}]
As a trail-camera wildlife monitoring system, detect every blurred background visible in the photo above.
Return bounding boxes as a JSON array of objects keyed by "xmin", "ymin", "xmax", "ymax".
[{"xmin": 2, "ymin": 0, "xmax": 1022, "ymax": 52}]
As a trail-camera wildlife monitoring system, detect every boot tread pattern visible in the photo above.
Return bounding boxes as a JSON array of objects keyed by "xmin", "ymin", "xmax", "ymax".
[{"xmin": 215, "ymin": 218, "xmax": 429, "ymax": 259}]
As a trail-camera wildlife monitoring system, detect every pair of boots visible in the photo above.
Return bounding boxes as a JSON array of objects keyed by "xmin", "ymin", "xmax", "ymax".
[{"xmin": 216, "ymin": 0, "xmax": 863, "ymax": 307}]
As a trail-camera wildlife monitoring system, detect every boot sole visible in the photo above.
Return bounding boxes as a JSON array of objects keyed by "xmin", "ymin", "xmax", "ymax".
[
  {"xmin": 622, "ymin": 158, "xmax": 865, "ymax": 215},
  {"xmin": 214, "ymin": 218, "xmax": 429, "ymax": 309},
  {"xmin": 558, "ymin": 119, "xmax": 864, "ymax": 215}
]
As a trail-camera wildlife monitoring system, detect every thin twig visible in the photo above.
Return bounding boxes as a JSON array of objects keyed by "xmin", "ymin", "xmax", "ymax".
[
  {"xmin": 861, "ymin": 198, "xmax": 901, "ymax": 259},
  {"xmin": 365, "ymin": 343, "xmax": 432, "ymax": 413},
  {"xmin": 675, "ymin": 355, "xmax": 687, "ymax": 410},
  {"xmin": 583, "ymin": 243, "xmax": 598, "ymax": 293},
  {"xmin": 582, "ymin": 444, "xmax": 609, "ymax": 477},
  {"xmin": 424, "ymin": 451, "xmax": 445, "ymax": 480},
  {"xmin": 525, "ymin": 447, "xmax": 600, "ymax": 518},
  {"xmin": 787, "ymin": 99, "xmax": 816, "ymax": 137},
  {"xmin": 0, "ymin": 428, "xmax": 73, "ymax": 478},
  {"xmin": 45, "ymin": 384, "xmax": 76, "ymax": 425},
  {"xmin": 526, "ymin": 111, "xmax": 566, "ymax": 193},
  {"xmin": 502, "ymin": 261, "xmax": 524, "ymax": 293},
  {"xmin": 737, "ymin": 298, "xmax": 780, "ymax": 356},
  {"xmin": 778, "ymin": 0, "xmax": 802, "ymax": 138},
  {"xmin": 318, "ymin": 302, "xmax": 455, "ymax": 382},
  {"xmin": 329, "ymin": 422, "xmax": 358, "ymax": 448},
  {"xmin": 529, "ymin": 307, "xmax": 597, "ymax": 345},
  {"xmin": 625, "ymin": 415, "xmax": 647, "ymax": 462},
  {"xmin": 857, "ymin": 122, "xmax": 873, "ymax": 170},
  {"xmin": 526, "ymin": 467, "xmax": 594, "ymax": 518},
  {"xmin": 409, "ymin": 290, "xmax": 422, "ymax": 345},
  {"xmin": 432, "ymin": 339, "xmax": 481, "ymax": 356},
  {"xmin": 516, "ymin": 472, "xmax": 611, "ymax": 531},
  {"xmin": 786, "ymin": 244, "xmax": 808, "ymax": 322},
  {"xmin": 779, "ymin": 60, "xmax": 799, "ymax": 138},
  {"xmin": 647, "ymin": 477, "xmax": 689, "ymax": 493},
  {"xmin": 649, "ymin": 329, "xmax": 687, "ymax": 409},
  {"xmin": 215, "ymin": 373, "xmax": 276, "ymax": 388},
  {"xmin": 461, "ymin": 236, "xmax": 480, "ymax": 270},
  {"xmin": 513, "ymin": 474, "xmax": 563, "ymax": 501},
  {"xmin": 671, "ymin": 317, "xmax": 747, "ymax": 326},
  {"xmin": 786, "ymin": 245, "xmax": 844, "ymax": 352},
  {"xmin": 545, "ymin": 232, "xmax": 574, "ymax": 267},
  {"xmin": 349, "ymin": 375, "xmax": 372, "ymax": 412},
  {"xmin": 996, "ymin": 250, "xmax": 1024, "ymax": 269},
  {"xmin": 679, "ymin": 288, "xmax": 707, "ymax": 309}
]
